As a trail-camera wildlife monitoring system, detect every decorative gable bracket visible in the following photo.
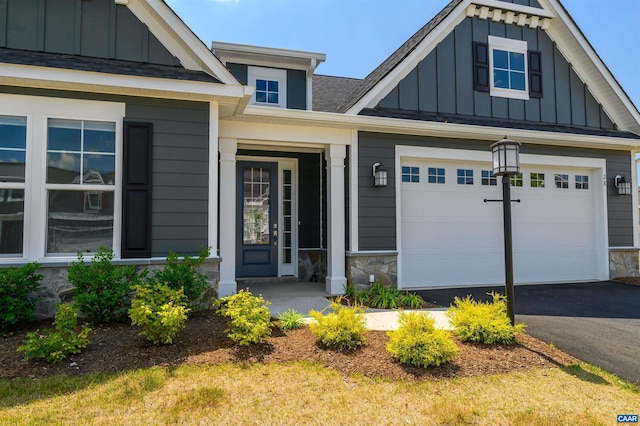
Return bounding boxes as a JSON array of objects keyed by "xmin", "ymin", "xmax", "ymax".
[{"xmin": 466, "ymin": 3, "xmax": 551, "ymax": 30}]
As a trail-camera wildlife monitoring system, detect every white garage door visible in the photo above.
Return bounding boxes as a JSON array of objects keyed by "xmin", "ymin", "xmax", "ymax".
[{"xmin": 399, "ymin": 153, "xmax": 606, "ymax": 289}]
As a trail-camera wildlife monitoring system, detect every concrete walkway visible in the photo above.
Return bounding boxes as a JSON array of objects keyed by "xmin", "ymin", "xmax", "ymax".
[{"xmin": 246, "ymin": 280, "xmax": 452, "ymax": 331}]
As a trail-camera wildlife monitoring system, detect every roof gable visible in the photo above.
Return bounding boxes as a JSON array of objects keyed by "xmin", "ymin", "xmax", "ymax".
[
  {"xmin": 340, "ymin": 0, "xmax": 640, "ymax": 135},
  {"xmin": 0, "ymin": 0, "xmax": 239, "ymax": 85}
]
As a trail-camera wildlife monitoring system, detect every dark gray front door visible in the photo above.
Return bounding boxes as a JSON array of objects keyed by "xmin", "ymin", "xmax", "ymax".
[{"xmin": 236, "ymin": 161, "xmax": 278, "ymax": 277}]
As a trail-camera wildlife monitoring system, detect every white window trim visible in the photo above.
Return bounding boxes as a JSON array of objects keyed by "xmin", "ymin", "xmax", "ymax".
[
  {"xmin": 0, "ymin": 94, "xmax": 125, "ymax": 263},
  {"xmin": 488, "ymin": 36, "xmax": 529, "ymax": 101},
  {"xmin": 247, "ymin": 66, "xmax": 287, "ymax": 108}
]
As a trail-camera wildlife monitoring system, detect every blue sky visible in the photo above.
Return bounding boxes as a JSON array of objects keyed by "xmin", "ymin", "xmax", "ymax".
[{"xmin": 166, "ymin": 0, "xmax": 640, "ymax": 110}]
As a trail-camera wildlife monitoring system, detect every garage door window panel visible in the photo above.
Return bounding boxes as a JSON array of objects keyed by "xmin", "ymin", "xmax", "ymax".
[
  {"xmin": 428, "ymin": 168, "xmax": 445, "ymax": 184},
  {"xmin": 401, "ymin": 166, "xmax": 420, "ymax": 183},
  {"xmin": 555, "ymin": 174, "xmax": 569, "ymax": 189},
  {"xmin": 481, "ymin": 170, "xmax": 497, "ymax": 186},
  {"xmin": 530, "ymin": 173, "xmax": 545, "ymax": 188},
  {"xmin": 576, "ymin": 175, "xmax": 589, "ymax": 190},
  {"xmin": 457, "ymin": 169, "xmax": 473, "ymax": 185},
  {"xmin": 510, "ymin": 173, "xmax": 523, "ymax": 187}
]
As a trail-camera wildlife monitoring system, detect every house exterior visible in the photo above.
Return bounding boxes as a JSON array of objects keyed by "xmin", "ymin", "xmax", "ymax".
[{"xmin": 1, "ymin": 0, "xmax": 639, "ymax": 317}]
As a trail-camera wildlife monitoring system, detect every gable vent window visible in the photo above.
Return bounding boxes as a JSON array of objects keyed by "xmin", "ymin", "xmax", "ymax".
[
  {"xmin": 475, "ymin": 37, "xmax": 541, "ymax": 101},
  {"xmin": 248, "ymin": 66, "xmax": 287, "ymax": 108},
  {"xmin": 256, "ymin": 79, "xmax": 280, "ymax": 105}
]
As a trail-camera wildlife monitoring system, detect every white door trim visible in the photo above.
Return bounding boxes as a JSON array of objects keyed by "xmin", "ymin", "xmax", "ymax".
[{"xmin": 236, "ymin": 155, "xmax": 299, "ymax": 277}]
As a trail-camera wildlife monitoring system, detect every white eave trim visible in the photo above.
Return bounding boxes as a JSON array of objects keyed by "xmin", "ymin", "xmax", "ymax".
[
  {"xmin": 212, "ymin": 41, "xmax": 326, "ymax": 72},
  {"xmin": 0, "ymin": 62, "xmax": 249, "ymax": 101},
  {"xmin": 236, "ymin": 106, "xmax": 640, "ymax": 150}
]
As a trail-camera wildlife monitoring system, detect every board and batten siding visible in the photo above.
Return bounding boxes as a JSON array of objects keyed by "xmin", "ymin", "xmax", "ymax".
[
  {"xmin": 377, "ymin": 17, "xmax": 615, "ymax": 131},
  {"xmin": 0, "ymin": 0, "xmax": 179, "ymax": 65},
  {"xmin": 358, "ymin": 131, "xmax": 634, "ymax": 250},
  {"xmin": 126, "ymin": 99, "xmax": 210, "ymax": 257}
]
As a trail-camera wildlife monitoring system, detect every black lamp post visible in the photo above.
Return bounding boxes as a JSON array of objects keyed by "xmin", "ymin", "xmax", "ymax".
[{"xmin": 490, "ymin": 136, "xmax": 521, "ymax": 326}]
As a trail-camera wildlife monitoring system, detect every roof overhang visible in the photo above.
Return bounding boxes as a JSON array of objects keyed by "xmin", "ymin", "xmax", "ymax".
[
  {"xmin": 0, "ymin": 62, "xmax": 253, "ymax": 117},
  {"xmin": 212, "ymin": 41, "xmax": 326, "ymax": 74},
  {"xmin": 230, "ymin": 106, "xmax": 640, "ymax": 151}
]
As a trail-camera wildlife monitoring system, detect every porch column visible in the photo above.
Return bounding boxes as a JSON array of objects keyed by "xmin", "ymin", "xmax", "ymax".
[
  {"xmin": 218, "ymin": 138, "xmax": 238, "ymax": 298},
  {"xmin": 325, "ymin": 144, "xmax": 347, "ymax": 295}
]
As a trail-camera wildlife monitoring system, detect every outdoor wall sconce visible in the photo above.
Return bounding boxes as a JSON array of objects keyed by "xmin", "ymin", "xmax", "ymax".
[
  {"xmin": 614, "ymin": 175, "xmax": 632, "ymax": 195},
  {"xmin": 372, "ymin": 162, "xmax": 388, "ymax": 187}
]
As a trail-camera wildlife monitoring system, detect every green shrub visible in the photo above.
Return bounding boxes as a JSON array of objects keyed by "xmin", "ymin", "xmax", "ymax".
[
  {"xmin": 215, "ymin": 290, "xmax": 272, "ymax": 346},
  {"xmin": 0, "ymin": 262, "xmax": 42, "ymax": 335},
  {"xmin": 68, "ymin": 248, "xmax": 137, "ymax": 324},
  {"xmin": 129, "ymin": 283, "xmax": 190, "ymax": 345},
  {"xmin": 400, "ymin": 292, "xmax": 425, "ymax": 309},
  {"xmin": 368, "ymin": 283, "xmax": 401, "ymax": 309},
  {"xmin": 148, "ymin": 247, "xmax": 210, "ymax": 310},
  {"xmin": 344, "ymin": 282, "xmax": 425, "ymax": 310},
  {"xmin": 17, "ymin": 304, "xmax": 91, "ymax": 362},
  {"xmin": 309, "ymin": 299, "xmax": 367, "ymax": 350},
  {"xmin": 278, "ymin": 309, "xmax": 305, "ymax": 330},
  {"xmin": 446, "ymin": 292, "xmax": 525, "ymax": 345},
  {"xmin": 386, "ymin": 311, "xmax": 458, "ymax": 367}
]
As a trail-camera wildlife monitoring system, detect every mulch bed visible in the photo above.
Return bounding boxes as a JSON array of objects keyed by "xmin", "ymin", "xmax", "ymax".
[{"xmin": 0, "ymin": 310, "xmax": 579, "ymax": 382}]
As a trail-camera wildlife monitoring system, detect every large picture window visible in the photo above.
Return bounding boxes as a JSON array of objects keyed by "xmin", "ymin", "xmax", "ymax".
[
  {"xmin": 46, "ymin": 119, "xmax": 116, "ymax": 255},
  {"xmin": 0, "ymin": 94, "xmax": 124, "ymax": 262},
  {"xmin": 0, "ymin": 115, "xmax": 26, "ymax": 256}
]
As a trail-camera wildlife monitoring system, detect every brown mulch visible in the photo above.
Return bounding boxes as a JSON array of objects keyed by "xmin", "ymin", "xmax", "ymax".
[{"xmin": 0, "ymin": 310, "xmax": 579, "ymax": 382}]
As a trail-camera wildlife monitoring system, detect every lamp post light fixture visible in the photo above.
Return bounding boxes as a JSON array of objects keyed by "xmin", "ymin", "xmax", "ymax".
[
  {"xmin": 372, "ymin": 162, "xmax": 388, "ymax": 187},
  {"xmin": 490, "ymin": 136, "xmax": 521, "ymax": 326}
]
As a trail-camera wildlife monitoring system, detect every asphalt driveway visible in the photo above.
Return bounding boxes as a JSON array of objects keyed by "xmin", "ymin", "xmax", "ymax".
[{"xmin": 416, "ymin": 281, "xmax": 640, "ymax": 385}]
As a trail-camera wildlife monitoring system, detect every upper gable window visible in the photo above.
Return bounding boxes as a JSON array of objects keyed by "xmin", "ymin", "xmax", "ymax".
[
  {"xmin": 247, "ymin": 66, "xmax": 287, "ymax": 108},
  {"xmin": 488, "ymin": 36, "xmax": 529, "ymax": 101}
]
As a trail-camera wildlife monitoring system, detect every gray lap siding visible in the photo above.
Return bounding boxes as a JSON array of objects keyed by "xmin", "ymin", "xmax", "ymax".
[
  {"xmin": 358, "ymin": 131, "xmax": 633, "ymax": 250},
  {"xmin": 0, "ymin": 86, "xmax": 210, "ymax": 257},
  {"xmin": 126, "ymin": 99, "xmax": 210, "ymax": 257}
]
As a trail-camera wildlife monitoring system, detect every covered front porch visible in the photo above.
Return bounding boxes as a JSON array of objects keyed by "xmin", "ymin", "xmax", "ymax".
[{"xmin": 216, "ymin": 119, "xmax": 353, "ymax": 298}]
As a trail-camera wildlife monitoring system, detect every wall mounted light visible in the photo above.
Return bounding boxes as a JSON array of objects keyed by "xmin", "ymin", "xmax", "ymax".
[
  {"xmin": 372, "ymin": 162, "xmax": 388, "ymax": 187},
  {"xmin": 614, "ymin": 175, "xmax": 632, "ymax": 195}
]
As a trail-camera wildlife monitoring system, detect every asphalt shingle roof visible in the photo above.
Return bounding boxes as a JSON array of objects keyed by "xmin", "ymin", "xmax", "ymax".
[
  {"xmin": 0, "ymin": 47, "xmax": 220, "ymax": 83},
  {"xmin": 312, "ymin": 74, "xmax": 363, "ymax": 113}
]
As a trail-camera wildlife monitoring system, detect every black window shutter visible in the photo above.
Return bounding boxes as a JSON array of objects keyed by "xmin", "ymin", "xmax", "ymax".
[
  {"xmin": 122, "ymin": 121, "xmax": 153, "ymax": 258},
  {"xmin": 528, "ymin": 50, "xmax": 543, "ymax": 98},
  {"xmin": 473, "ymin": 42, "xmax": 490, "ymax": 92}
]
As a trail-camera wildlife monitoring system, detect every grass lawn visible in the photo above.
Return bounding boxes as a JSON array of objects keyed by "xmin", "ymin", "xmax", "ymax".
[{"xmin": 1, "ymin": 362, "xmax": 638, "ymax": 425}]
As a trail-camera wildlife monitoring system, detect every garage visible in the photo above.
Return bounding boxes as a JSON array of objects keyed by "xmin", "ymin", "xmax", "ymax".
[{"xmin": 397, "ymin": 147, "xmax": 608, "ymax": 289}]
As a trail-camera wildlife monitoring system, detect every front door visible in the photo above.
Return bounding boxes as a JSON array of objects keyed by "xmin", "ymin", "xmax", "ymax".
[{"xmin": 236, "ymin": 161, "xmax": 278, "ymax": 277}]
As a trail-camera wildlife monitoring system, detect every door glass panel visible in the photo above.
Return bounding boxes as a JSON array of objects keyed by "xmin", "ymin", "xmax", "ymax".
[
  {"xmin": 282, "ymin": 170, "xmax": 292, "ymax": 265},
  {"xmin": 243, "ymin": 167, "xmax": 270, "ymax": 245}
]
